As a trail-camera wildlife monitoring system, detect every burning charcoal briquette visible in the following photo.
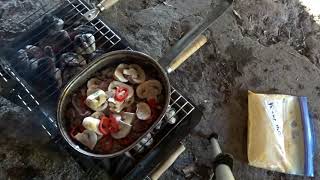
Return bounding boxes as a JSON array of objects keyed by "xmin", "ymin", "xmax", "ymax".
[
  {"xmin": 17, "ymin": 49, "xmax": 29, "ymax": 65},
  {"xmin": 42, "ymin": 14, "xmax": 64, "ymax": 36},
  {"xmin": 25, "ymin": 45, "xmax": 44, "ymax": 59},
  {"xmin": 62, "ymin": 67, "xmax": 84, "ymax": 84},
  {"xmin": 39, "ymin": 30, "xmax": 72, "ymax": 54},
  {"xmin": 59, "ymin": 52, "xmax": 86, "ymax": 68},
  {"xmin": 55, "ymin": 68, "xmax": 62, "ymax": 88},
  {"xmin": 83, "ymin": 49, "xmax": 105, "ymax": 63},
  {"xmin": 74, "ymin": 33, "xmax": 96, "ymax": 55},
  {"xmin": 36, "ymin": 46, "xmax": 56, "ymax": 76},
  {"xmin": 15, "ymin": 49, "xmax": 31, "ymax": 74}
]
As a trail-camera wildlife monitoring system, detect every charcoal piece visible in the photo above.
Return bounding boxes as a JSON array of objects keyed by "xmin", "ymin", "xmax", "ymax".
[
  {"xmin": 29, "ymin": 58, "xmax": 38, "ymax": 71},
  {"xmin": 62, "ymin": 66, "xmax": 84, "ymax": 84},
  {"xmin": 55, "ymin": 68, "xmax": 62, "ymax": 88},
  {"xmin": 25, "ymin": 45, "xmax": 44, "ymax": 59},
  {"xmin": 35, "ymin": 46, "xmax": 56, "ymax": 77},
  {"xmin": 59, "ymin": 52, "xmax": 86, "ymax": 68},
  {"xmin": 15, "ymin": 49, "xmax": 32, "ymax": 76},
  {"xmin": 16, "ymin": 49, "xmax": 29, "ymax": 66},
  {"xmin": 74, "ymin": 33, "xmax": 96, "ymax": 55},
  {"xmin": 36, "ymin": 57, "xmax": 56, "ymax": 77},
  {"xmin": 82, "ymin": 49, "xmax": 105, "ymax": 62},
  {"xmin": 44, "ymin": 46, "xmax": 55, "ymax": 58},
  {"xmin": 42, "ymin": 14, "xmax": 64, "ymax": 36},
  {"xmin": 39, "ymin": 30, "xmax": 72, "ymax": 54}
]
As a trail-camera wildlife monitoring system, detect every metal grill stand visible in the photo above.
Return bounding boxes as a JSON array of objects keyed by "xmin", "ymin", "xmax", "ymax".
[{"xmin": 0, "ymin": 0, "xmax": 202, "ymax": 179}]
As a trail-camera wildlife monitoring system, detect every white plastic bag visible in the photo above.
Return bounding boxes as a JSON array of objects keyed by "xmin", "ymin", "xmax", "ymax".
[{"xmin": 248, "ymin": 91, "xmax": 315, "ymax": 176}]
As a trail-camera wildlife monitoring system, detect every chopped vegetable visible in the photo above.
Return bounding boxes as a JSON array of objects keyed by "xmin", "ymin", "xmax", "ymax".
[
  {"xmin": 99, "ymin": 116, "xmax": 110, "ymax": 135},
  {"xmin": 109, "ymin": 114, "xmax": 120, "ymax": 133},
  {"xmin": 98, "ymin": 115, "xmax": 120, "ymax": 135},
  {"xmin": 115, "ymin": 86, "xmax": 129, "ymax": 102},
  {"xmin": 67, "ymin": 63, "xmax": 165, "ymax": 154}
]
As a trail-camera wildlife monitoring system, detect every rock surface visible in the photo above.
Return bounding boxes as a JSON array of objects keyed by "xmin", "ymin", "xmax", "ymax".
[{"xmin": 0, "ymin": 0, "xmax": 320, "ymax": 179}]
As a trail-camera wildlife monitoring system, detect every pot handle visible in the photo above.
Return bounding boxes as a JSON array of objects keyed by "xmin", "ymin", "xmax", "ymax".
[
  {"xmin": 149, "ymin": 144, "xmax": 186, "ymax": 180},
  {"xmin": 159, "ymin": 0, "xmax": 232, "ymax": 73},
  {"xmin": 166, "ymin": 35, "xmax": 207, "ymax": 73},
  {"xmin": 97, "ymin": 0, "xmax": 119, "ymax": 11}
]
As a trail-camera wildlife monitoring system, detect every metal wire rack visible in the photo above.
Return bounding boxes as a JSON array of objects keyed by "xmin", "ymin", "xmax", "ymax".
[{"xmin": 0, "ymin": 0, "xmax": 198, "ymax": 178}]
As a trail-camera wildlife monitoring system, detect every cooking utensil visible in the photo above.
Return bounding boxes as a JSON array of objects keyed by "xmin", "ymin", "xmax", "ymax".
[
  {"xmin": 84, "ymin": 0, "xmax": 119, "ymax": 21},
  {"xmin": 57, "ymin": 0, "xmax": 232, "ymax": 158},
  {"xmin": 149, "ymin": 144, "xmax": 186, "ymax": 180},
  {"xmin": 57, "ymin": 36, "xmax": 206, "ymax": 158}
]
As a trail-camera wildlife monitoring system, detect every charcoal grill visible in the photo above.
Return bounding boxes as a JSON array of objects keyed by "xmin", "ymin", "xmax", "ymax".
[{"xmin": 0, "ymin": 0, "xmax": 202, "ymax": 179}]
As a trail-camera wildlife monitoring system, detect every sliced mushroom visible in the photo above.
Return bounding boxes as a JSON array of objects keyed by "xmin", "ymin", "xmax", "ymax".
[
  {"xmin": 85, "ymin": 89, "xmax": 107, "ymax": 111},
  {"xmin": 111, "ymin": 120, "xmax": 132, "ymax": 139},
  {"xmin": 74, "ymin": 130, "xmax": 98, "ymax": 150},
  {"xmin": 114, "ymin": 64, "xmax": 129, "ymax": 82},
  {"xmin": 109, "ymin": 96, "xmax": 134, "ymax": 113},
  {"xmin": 82, "ymin": 117, "xmax": 103, "ymax": 135},
  {"xmin": 125, "ymin": 64, "xmax": 146, "ymax": 84},
  {"xmin": 87, "ymin": 78, "xmax": 102, "ymax": 89},
  {"xmin": 87, "ymin": 88, "xmax": 99, "ymax": 96},
  {"xmin": 136, "ymin": 80, "xmax": 162, "ymax": 99},
  {"xmin": 136, "ymin": 102, "xmax": 151, "ymax": 120},
  {"xmin": 86, "ymin": 78, "xmax": 102, "ymax": 96},
  {"xmin": 121, "ymin": 112, "xmax": 135, "ymax": 124},
  {"xmin": 123, "ymin": 68, "xmax": 137, "ymax": 78},
  {"xmin": 108, "ymin": 81, "xmax": 134, "ymax": 99}
]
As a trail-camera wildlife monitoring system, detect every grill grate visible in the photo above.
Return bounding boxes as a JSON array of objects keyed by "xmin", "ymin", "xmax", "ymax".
[{"xmin": 0, "ymin": 0, "xmax": 199, "ymax": 178}]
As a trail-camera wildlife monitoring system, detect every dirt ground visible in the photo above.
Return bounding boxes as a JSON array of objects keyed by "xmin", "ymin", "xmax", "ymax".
[{"xmin": 0, "ymin": 0, "xmax": 320, "ymax": 179}]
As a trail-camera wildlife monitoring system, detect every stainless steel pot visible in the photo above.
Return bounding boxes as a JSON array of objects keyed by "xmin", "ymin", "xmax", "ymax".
[{"xmin": 57, "ymin": 0, "xmax": 232, "ymax": 158}]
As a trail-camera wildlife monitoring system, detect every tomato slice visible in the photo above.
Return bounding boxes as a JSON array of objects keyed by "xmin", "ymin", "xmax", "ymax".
[
  {"xmin": 98, "ymin": 115, "xmax": 120, "ymax": 135},
  {"xmin": 109, "ymin": 115, "xmax": 120, "ymax": 133},
  {"xmin": 99, "ymin": 116, "xmax": 110, "ymax": 135},
  {"xmin": 115, "ymin": 86, "xmax": 129, "ymax": 102}
]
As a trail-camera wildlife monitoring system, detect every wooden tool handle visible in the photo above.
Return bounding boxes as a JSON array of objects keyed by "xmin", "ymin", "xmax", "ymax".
[
  {"xmin": 149, "ymin": 144, "xmax": 186, "ymax": 180},
  {"xmin": 97, "ymin": 0, "xmax": 119, "ymax": 11},
  {"xmin": 166, "ymin": 35, "xmax": 207, "ymax": 73}
]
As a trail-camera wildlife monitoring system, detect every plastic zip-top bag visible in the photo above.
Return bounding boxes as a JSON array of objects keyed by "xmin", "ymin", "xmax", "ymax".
[{"xmin": 248, "ymin": 91, "xmax": 315, "ymax": 176}]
